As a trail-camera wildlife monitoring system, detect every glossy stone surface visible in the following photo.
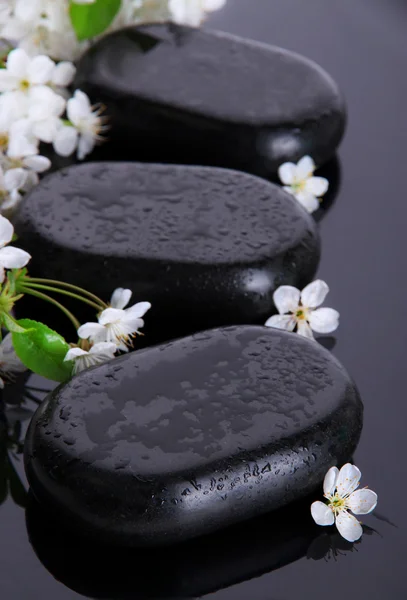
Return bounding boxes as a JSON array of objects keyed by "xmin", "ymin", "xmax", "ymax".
[
  {"xmin": 25, "ymin": 326, "xmax": 363, "ymax": 547},
  {"xmin": 75, "ymin": 24, "xmax": 346, "ymax": 177},
  {"xmin": 14, "ymin": 162, "xmax": 320, "ymax": 343},
  {"xmin": 26, "ymin": 494, "xmax": 319, "ymax": 599}
]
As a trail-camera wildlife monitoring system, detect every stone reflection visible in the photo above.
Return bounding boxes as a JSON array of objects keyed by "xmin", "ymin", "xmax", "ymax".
[{"xmin": 26, "ymin": 495, "xmax": 320, "ymax": 599}]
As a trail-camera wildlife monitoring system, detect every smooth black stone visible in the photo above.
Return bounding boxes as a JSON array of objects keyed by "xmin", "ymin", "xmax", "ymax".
[
  {"xmin": 74, "ymin": 24, "xmax": 346, "ymax": 177},
  {"xmin": 26, "ymin": 493, "xmax": 320, "ymax": 599},
  {"xmin": 14, "ymin": 162, "xmax": 320, "ymax": 344},
  {"xmin": 24, "ymin": 326, "xmax": 363, "ymax": 547}
]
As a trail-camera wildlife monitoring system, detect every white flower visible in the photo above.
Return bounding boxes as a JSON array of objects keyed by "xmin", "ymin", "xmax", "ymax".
[
  {"xmin": 0, "ymin": 48, "xmax": 55, "ymax": 95},
  {"xmin": 278, "ymin": 155, "xmax": 329, "ymax": 214},
  {"xmin": 0, "ymin": 92, "xmax": 27, "ymax": 151},
  {"xmin": 169, "ymin": 0, "xmax": 226, "ymax": 26},
  {"xmin": 50, "ymin": 61, "xmax": 76, "ymax": 88},
  {"xmin": 53, "ymin": 90, "xmax": 107, "ymax": 160},
  {"xmin": 0, "ymin": 333, "xmax": 27, "ymax": 388},
  {"xmin": 78, "ymin": 288, "xmax": 151, "ymax": 350},
  {"xmin": 0, "ymin": 165, "xmax": 27, "ymax": 212},
  {"xmin": 64, "ymin": 342, "xmax": 117, "ymax": 375},
  {"xmin": 5, "ymin": 119, "xmax": 51, "ymax": 188},
  {"xmin": 27, "ymin": 86, "xmax": 66, "ymax": 144},
  {"xmin": 0, "ymin": 214, "xmax": 31, "ymax": 282},
  {"xmin": 311, "ymin": 464, "xmax": 378, "ymax": 543},
  {"xmin": 264, "ymin": 280, "xmax": 339, "ymax": 339},
  {"xmin": 1, "ymin": 1, "xmax": 84, "ymax": 62}
]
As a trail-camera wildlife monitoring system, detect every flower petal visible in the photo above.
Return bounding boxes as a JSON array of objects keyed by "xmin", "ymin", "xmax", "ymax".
[
  {"xmin": 77, "ymin": 322, "xmax": 105, "ymax": 340},
  {"xmin": 278, "ymin": 162, "xmax": 296, "ymax": 185},
  {"xmin": 300, "ymin": 280, "xmax": 329, "ymax": 309},
  {"xmin": 297, "ymin": 320, "xmax": 314, "ymax": 339},
  {"xmin": 0, "ymin": 215, "xmax": 14, "ymax": 246},
  {"xmin": 323, "ymin": 466, "xmax": 339, "ymax": 497},
  {"xmin": 294, "ymin": 190, "xmax": 320, "ymax": 213},
  {"xmin": 309, "ymin": 308, "xmax": 339, "ymax": 334},
  {"xmin": 28, "ymin": 55, "xmax": 55, "ymax": 85},
  {"xmin": 311, "ymin": 501, "xmax": 334, "ymax": 526},
  {"xmin": 21, "ymin": 155, "xmax": 51, "ymax": 174},
  {"xmin": 305, "ymin": 176, "xmax": 329, "ymax": 197},
  {"xmin": 273, "ymin": 285, "xmax": 300, "ymax": 314},
  {"xmin": 336, "ymin": 463, "xmax": 361, "ymax": 498},
  {"xmin": 347, "ymin": 489, "xmax": 378, "ymax": 515},
  {"xmin": 4, "ymin": 168, "xmax": 27, "ymax": 192},
  {"xmin": 64, "ymin": 347, "xmax": 87, "ymax": 361},
  {"xmin": 77, "ymin": 132, "xmax": 95, "ymax": 160},
  {"xmin": 0, "ymin": 71, "xmax": 18, "ymax": 92},
  {"xmin": 0, "ymin": 246, "xmax": 31, "ymax": 269},
  {"xmin": 335, "ymin": 510, "xmax": 363, "ymax": 543},
  {"xmin": 125, "ymin": 301, "xmax": 152, "ymax": 319},
  {"xmin": 264, "ymin": 314, "xmax": 296, "ymax": 331},
  {"xmin": 53, "ymin": 125, "xmax": 78, "ymax": 157},
  {"xmin": 296, "ymin": 155, "xmax": 315, "ymax": 180},
  {"xmin": 110, "ymin": 288, "xmax": 132, "ymax": 310},
  {"xmin": 7, "ymin": 48, "xmax": 29, "ymax": 79},
  {"xmin": 89, "ymin": 342, "xmax": 117, "ymax": 357},
  {"xmin": 204, "ymin": 0, "xmax": 226, "ymax": 9},
  {"xmin": 67, "ymin": 90, "xmax": 91, "ymax": 124},
  {"xmin": 52, "ymin": 62, "xmax": 76, "ymax": 87},
  {"xmin": 98, "ymin": 308, "xmax": 124, "ymax": 326},
  {"xmin": 8, "ymin": 119, "xmax": 39, "ymax": 158}
]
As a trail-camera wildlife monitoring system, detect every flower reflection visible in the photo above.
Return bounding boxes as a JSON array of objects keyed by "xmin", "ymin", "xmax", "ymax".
[{"xmin": 307, "ymin": 525, "xmax": 379, "ymax": 562}]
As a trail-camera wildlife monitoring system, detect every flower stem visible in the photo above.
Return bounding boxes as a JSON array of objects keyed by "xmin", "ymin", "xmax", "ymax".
[
  {"xmin": 21, "ymin": 278, "xmax": 108, "ymax": 309},
  {"xmin": 21, "ymin": 282, "xmax": 103, "ymax": 311},
  {"xmin": 20, "ymin": 287, "xmax": 81, "ymax": 331}
]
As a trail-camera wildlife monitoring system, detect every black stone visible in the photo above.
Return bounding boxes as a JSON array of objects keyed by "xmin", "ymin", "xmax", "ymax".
[
  {"xmin": 26, "ymin": 492, "xmax": 320, "ymax": 599},
  {"xmin": 74, "ymin": 24, "xmax": 346, "ymax": 178},
  {"xmin": 14, "ymin": 162, "xmax": 320, "ymax": 344},
  {"xmin": 24, "ymin": 326, "xmax": 363, "ymax": 547}
]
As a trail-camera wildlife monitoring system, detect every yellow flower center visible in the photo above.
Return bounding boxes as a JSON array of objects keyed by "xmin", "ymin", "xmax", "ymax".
[
  {"xmin": 0, "ymin": 134, "xmax": 8, "ymax": 149},
  {"xmin": 19, "ymin": 79, "xmax": 30, "ymax": 91},
  {"xmin": 328, "ymin": 494, "xmax": 347, "ymax": 515}
]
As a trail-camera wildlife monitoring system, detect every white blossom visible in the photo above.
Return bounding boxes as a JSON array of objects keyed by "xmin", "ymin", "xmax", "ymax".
[
  {"xmin": 278, "ymin": 155, "xmax": 329, "ymax": 214},
  {"xmin": 0, "ymin": 48, "xmax": 55, "ymax": 95},
  {"xmin": 53, "ymin": 90, "xmax": 107, "ymax": 160},
  {"xmin": 1, "ymin": 1, "xmax": 84, "ymax": 62},
  {"xmin": 0, "ymin": 164, "xmax": 27, "ymax": 212},
  {"xmin": 169, "ymin": 0, "xmax": 226, "ymax": 26},
  {"xmin": 78, "ymin": 288, "xmax": 151, "ymax": 350},
  {"xmin": 265, "ymin": 280, "xmax": 339, "ymax": 339},
  {"xmin": 0, "ymin": 332, "xmax": 27, "ymax": 388},
  {"xmin": 311, "ymin": 464, "xmax": 378, "ymax": 543},
  {"xmin": 64, "ymin": 342, "xmax": 118, "ymax": 374},
  {"xmin": 0, "ymin": 213, "xmax": 31, "ymax": 282},
  {"xmin": 27, "ymin": 86, "xmax": 66, "ymax": 143}
]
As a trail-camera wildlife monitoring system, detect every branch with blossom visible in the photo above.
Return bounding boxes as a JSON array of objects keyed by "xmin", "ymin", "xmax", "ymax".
[
  {"xmin": 0, "ymin": 0, "xmax": 227, "ymax": 215},
  {"xmin": 0, "ymin": 213, "xmax": 151, "ymax": 383}
]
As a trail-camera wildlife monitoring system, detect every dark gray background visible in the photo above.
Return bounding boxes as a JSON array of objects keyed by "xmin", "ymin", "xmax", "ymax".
[{"xmin": 1, "ymin": 0, "xmax": 406, "ymax": 598}]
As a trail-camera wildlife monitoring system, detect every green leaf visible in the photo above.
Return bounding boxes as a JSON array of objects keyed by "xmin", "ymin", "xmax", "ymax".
[
  {"xmin": 69, "ymin": 0, "xmax": 121, "ymax": 41},
  {"xmin": 12, "ymin": 319, "xmax": 73, "ymax": 383}
]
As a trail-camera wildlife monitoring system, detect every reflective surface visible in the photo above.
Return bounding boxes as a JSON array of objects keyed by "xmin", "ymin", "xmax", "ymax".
[{"xmin": 1, "ymin": 0, "xmax": 406, "ymax": 598}]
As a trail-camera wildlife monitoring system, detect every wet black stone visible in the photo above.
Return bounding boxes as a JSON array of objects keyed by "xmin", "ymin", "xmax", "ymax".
[
  {"xmin": 24, "ymin": 326, "xmax": 363, "ymax": 547},
  {"xmin": 14, "ymin": 162, "xmax": 320, "ymax": 344},
  {"xmin": 26, "ymin": 492, "xmax": 320, "ymax": 599},
  {"xmin": 74, "ymin": 24, "xmax": 346, "ymax": 177}
]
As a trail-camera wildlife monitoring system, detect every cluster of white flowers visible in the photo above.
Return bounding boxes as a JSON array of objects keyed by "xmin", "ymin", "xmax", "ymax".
[
  {"xmin": 0, "ymin": 1, "xmax": 227, "ymax": 63},
  {"xmin": 0, "ymin": 47, "xmax": 105, "ymax": 212},
  {"xmin": 65, "ymin": 287, "xmax": 151, "ymax": 374},
  {"xmin": 0, "ymin": 0, "xmax": 226, "ymax": 213}
]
